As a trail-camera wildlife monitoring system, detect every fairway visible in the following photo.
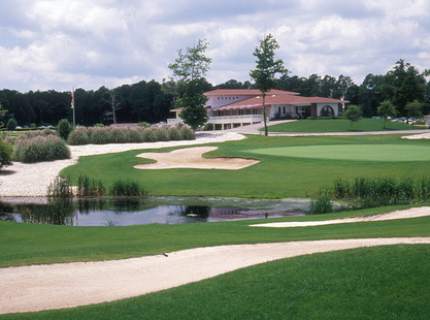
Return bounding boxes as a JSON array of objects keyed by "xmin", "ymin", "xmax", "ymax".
[{"xmin": 246, "ymin": 144, "xmax": 430, "ymax": 162}]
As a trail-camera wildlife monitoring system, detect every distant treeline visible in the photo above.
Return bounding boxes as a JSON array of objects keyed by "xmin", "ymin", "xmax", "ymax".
[{"xmin": 1, "ymin": 59, "xmax": 429, "ymax": 127}]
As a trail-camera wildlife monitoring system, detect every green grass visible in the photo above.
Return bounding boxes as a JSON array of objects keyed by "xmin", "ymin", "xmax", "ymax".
[
  {"xmin": 60, "ymin": 134, "xmax": 430, "ymax": 198},
  {"xmin": 3, "ymin": 245, "xmax": 430, "ymax": 319},
  {"xmin": 1, "ymin": 204, "xmax": 429, "ymax": 268},
  {"xmin": 247, "ymin": 144, "xmax": 430, "ymax": 162},
  {"xmin": 267, "ymin": 118, "xmax": 424, "ymax": 132}
]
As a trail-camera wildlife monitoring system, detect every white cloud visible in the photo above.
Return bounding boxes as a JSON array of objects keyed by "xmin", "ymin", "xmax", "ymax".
[{"xmin": 0, "ymin": 0, "xmax": 429, "ymax": 92}]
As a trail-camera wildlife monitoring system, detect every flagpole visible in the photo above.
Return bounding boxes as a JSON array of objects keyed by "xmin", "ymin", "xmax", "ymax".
[{"xmin": 71, "ymin": 88, "xmax": 76, "ymax": 128}]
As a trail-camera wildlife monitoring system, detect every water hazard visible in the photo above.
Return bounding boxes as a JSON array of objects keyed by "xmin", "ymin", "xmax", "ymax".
[{"xmin": 0, "ymin": 196, "xmax": 310, "ymax": 226}]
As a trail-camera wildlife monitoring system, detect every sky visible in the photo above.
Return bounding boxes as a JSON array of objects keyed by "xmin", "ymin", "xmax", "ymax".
[{"xmin": 0, "ymin": 0, "xmax": 429, "ymax": 93}]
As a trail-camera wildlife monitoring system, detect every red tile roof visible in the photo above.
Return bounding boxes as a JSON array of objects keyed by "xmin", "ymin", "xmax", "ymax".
[
  {"xmin": 204, "ymin": 89, "xmax": 300, "ymax": 96},
  {"xmin": 212, "ymin": 94, "xmax": 347, "ymax": 109}
]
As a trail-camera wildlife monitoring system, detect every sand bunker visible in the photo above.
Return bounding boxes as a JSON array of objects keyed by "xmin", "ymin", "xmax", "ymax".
[
  {"xmin": 134, "ymin": 146, "xmax": 259, "ymax": 170},
  {"xmin": 251, "ymin": 206, "xmax": 430, "ymax": 228},
  {"xmin": 1, "ymin": 237, "xmax": 430, "ymax": 314}
]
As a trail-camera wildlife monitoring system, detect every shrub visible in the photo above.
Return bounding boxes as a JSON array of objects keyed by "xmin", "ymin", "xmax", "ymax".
[
  {"xmin": 109, "ymin": 127, "xmax": 127, "ymax": 143},
  {"xmin": 6, "ymin": 118, "xmax": 17, "ymax": 131},
  {"xmin": 14, "ymin": 134, "xmax": 70, "ymax": 163},
  {"xmin": 168, "ymin": 126, "xmax": 183, "ymax": 140},
  {"xmin": 137, "ymin": 122, "xmax": 150, "ymax": 128},
  {"xmin": 88, "ymin": 127, "xmax": 112, "ymax": 144},
  {"xmin": 0, "ymin": 139, "xmax": 13, "ymax": 169},
  {"xmin": 77, "ymin": 175, "xmax": 106, "ymax": 197},
  {"xmin": 57, "ymin": 119, "xmax": 73, "ymax": 141},
  {"xmin": 309, "ymin": 195, "xmax": 333, "ymax": 214},
  {"xmin": 67, "ymin": 128, "xmax": 90, "ymax": 145},
  {"xmin": 47, "ymin": 176, "xmax": 73, "ymax": 198},
  {"xmin": 110, "ymin": 180, "xmax": 144, "ymax": 196}
]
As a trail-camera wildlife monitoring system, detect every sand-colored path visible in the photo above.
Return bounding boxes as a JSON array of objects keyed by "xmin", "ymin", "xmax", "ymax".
[
  {"xmin": 134, "ymin": 146, "xmax": 259, "ymax": 170},
  {"xmin": 251, "ymin": 206, "xmax": 430, "ymax": 228},
  {"xmin": 1, "ymin": 237, "xmax": 430, "ymax": 314}
]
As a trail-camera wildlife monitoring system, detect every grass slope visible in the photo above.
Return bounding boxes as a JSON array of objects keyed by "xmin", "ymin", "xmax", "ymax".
[
  {"xmin": 60, "ymin": 134, "xmax": 430, "ymax": 198},
  {"xmin": 267, "ymin": 118, "xmax": 424, "ymax": 132},
  {"xmin": 4, "ymin": 245, "xmax": 430, "ymax": 319}
]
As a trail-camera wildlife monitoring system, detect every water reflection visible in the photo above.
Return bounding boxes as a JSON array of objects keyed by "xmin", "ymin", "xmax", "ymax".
[{"xmin": 0, "ymin": 197, "xmax": 309, "ymax": 226}]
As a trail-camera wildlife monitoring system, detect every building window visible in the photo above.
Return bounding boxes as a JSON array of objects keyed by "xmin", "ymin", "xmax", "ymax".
[{"xmin": 320, "ymin": 105, "xmax": 334, "ymax": 117}]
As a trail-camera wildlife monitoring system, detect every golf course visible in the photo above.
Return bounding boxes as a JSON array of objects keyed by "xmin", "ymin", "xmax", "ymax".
[{"xmin": 1, "ymin": 121, "xmax": 430, "ymax": 319}]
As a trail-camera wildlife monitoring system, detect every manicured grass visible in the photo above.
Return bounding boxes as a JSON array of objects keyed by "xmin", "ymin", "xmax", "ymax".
[
  {"xmin": 1, "ymin": 204, "xmax": 430, "ymax": 268},
  {"xmin": 60, "ymin": 134, "xmax": 430, "ymax": 198},
  {"xmin": 247, "ymin": 144, "xmax": 430, "ymax": 162},
  {"xmin": 3, "ymin": 245, "xmax": 430, "ymax": 319},
  {"xmin": 267, "ymin": 118, "xmax": 424, "ymax": 132}
]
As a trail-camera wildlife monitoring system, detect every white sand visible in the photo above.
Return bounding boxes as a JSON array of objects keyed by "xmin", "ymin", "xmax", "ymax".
[
  {"xmin": 134, "ymin": 146, "xmax": 259, "ymax": 170},
  {"xmin": 251, "ymin": 206, "xmax": 430, "ymax": 228},
  {"xmin": 1, "ymin": 237, "xmax": 429, "ymax": 314},
  {"xmin": 402, "ymin": 132, "xmax": 430, "ymax": 139}
]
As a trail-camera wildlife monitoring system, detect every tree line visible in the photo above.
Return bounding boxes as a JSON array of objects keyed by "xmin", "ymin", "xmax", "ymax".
[{"xmin": 0, "ymin": 59, "xmax": 429, "ymax": 128}]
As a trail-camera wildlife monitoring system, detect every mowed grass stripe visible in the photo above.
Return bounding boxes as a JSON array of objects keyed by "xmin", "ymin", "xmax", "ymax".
[{"xmin": 247, "ymin": 144, "xmax": 430, "ymax": 162}]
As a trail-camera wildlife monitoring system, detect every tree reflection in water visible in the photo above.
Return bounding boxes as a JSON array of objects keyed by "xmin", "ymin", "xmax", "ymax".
[
  {"xmin": 180, "ymin": 206, "xmax": 210, "ymax": 222},
  {"xmin": 20, "ymin": 198, "xmax": 75, "ymax": 225}
]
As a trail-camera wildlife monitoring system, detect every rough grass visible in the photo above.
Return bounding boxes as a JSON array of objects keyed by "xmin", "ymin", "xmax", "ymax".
[
  {"xmin": 60, "ymin": 134, "xmax": 430, "ymax": 198},
  {"xmin": 267, "ymin": 118, "xmax": 423, "ymax": 132}
]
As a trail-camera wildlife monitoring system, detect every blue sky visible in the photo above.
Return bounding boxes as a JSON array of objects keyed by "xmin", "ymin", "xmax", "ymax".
[{"xmin": 0, "ymin": 0, "xmax": 429, "ymax": 92}]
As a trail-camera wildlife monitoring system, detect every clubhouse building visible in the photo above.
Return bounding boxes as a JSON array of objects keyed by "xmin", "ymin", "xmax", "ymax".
[{"xmin": 168, "ymin": 89, "xmax": 347, "ymax": 130}]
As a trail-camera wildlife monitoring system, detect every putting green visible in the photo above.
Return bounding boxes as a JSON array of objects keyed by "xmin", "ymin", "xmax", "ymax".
[{"xmin": 246, "ymin": 144, "xmax": 430, "ymax": 162}]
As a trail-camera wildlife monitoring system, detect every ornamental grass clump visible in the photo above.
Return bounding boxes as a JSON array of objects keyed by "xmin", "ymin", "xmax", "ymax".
[
  {"xmin": 14, "ymin": 134, "xmax": 70, "ymax": 163},
  {"xmin": 67, "ymin": 127, "xmax": 90, "ymax": 145},
  {"xmin": 66, "ymin": 124, "xmax": 195, "ymax": 145}
]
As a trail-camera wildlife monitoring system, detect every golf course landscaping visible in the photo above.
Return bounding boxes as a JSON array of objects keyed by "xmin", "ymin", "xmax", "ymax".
[
  {"xmin": 1, "ymin": 128, "xmax": 430, "ymax": 319},
  {"xmin": 266, "ymin": 118, "xmax": 424, "ymax": 133}
]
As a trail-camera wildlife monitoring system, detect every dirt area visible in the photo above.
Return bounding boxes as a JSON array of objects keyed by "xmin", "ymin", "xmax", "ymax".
[{"xmin": 134, "ymin": 146, "xmax": 259, "ymax": 170}]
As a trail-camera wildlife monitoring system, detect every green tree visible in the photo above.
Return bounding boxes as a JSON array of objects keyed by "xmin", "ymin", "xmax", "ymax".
[
  {"xmin": 167, "ymin": 38, "xmax": 212, "ymax": 109},
  {"xmin": 57, "ymin": 119, "xmax": 73, "ymax": 141},
  {"xmin": 250, "ymin": 34, "xmax": 288, "ymax": 136},
  {"xmin": 6, "ymin": 118, "xmax": 17, "ymax": 130},
  {"xmin": 0, "ymin": 103, "xmax": 8, "ymax": 128},
  {"xmin": 384, "ymin": 59, "xmax": 426, "ymax": 115},
  {"xmin": 168, "ymin": 38, "xmax": 212, "ymax": 82},
  {"xmin": 343, "ymin": 105, "xmax": 362, "ymax": 130},
  {"xmin": 405, "ymin": 100, "xmax": 423, "ymax": 119},
  {"xmin": 169, "ymin": 39, "xmax": 212, "ymax": 129},
  {"xmin": 377, "ymin": 100, "xmax": 398, "ymax": 129},
  {"xmin": 179, "ymin": 80, "xmax": 208, "ymax": 131},
  {"xmin": 0, "ymin": 139, "xmax": 13, "ymax": 170}
]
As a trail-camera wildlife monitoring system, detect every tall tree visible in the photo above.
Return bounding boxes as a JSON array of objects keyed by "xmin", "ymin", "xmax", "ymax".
[
  {"xmin": 168, "ymin": 38, "xmax": 212, "ymax": 82},
  {"xmin": 167, "ymin": 38, "xmax": 212, "ymax": 109},
  {"xmin": 168, "ymin": 39, "xmax": 212, "ymax": 128},
  {"xmin": 179, "ymin": 79, "xmax": 208, "ymax": 130},
  {"xmin": 384, "ymin": 59, "xmax": 426, "ymax": 115},
  {"xmin": 250, "ymin": 34, "xmax": 288, "ymax": 136}
]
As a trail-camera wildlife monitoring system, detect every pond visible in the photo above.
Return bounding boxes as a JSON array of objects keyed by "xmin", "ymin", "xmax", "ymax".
[{"xmin": 0, "ymin": 196, "xmax": 311, "ymax": 226}]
